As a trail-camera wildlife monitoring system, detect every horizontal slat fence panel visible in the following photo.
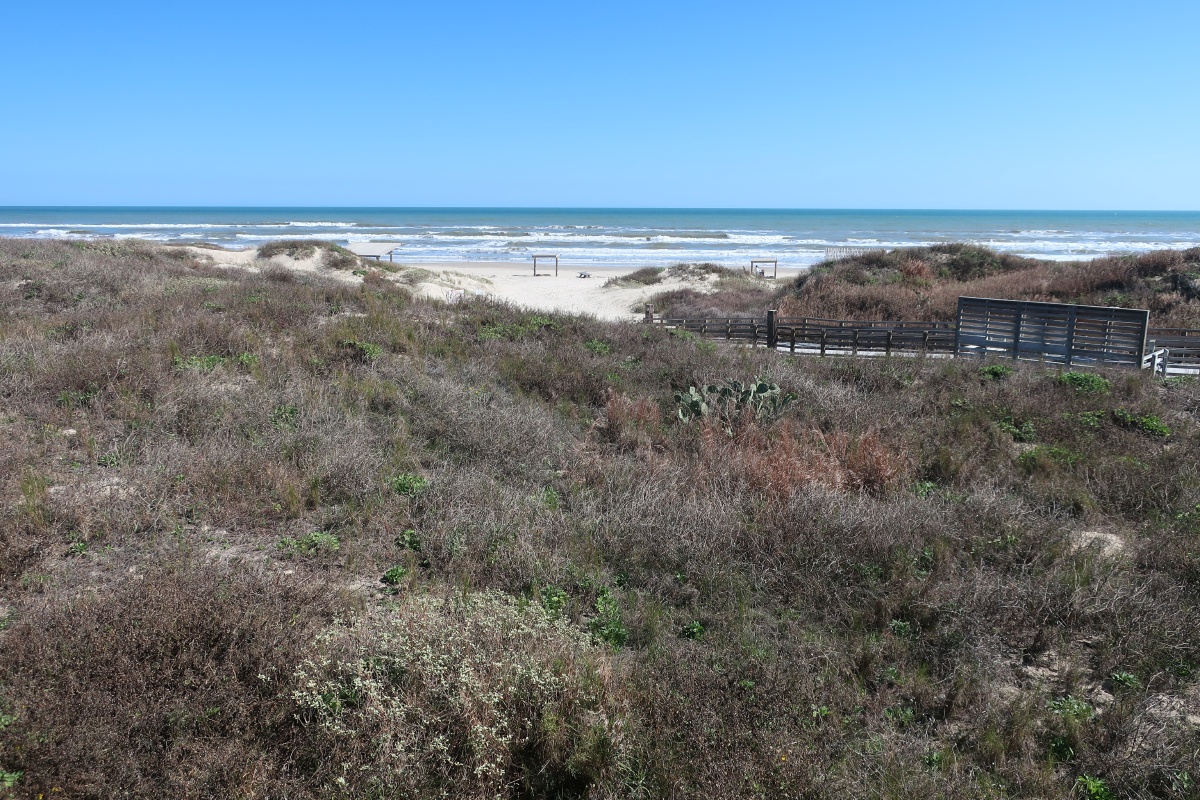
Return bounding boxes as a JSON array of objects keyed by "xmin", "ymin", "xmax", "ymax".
[{"xmin": 954, "ymin": 297, "xmax": 1149, "ymax": 367}]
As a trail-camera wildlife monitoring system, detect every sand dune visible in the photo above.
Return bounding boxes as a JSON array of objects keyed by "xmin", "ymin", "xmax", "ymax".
[{"xmin": 186, "ymin": 246, "xmax": 801, "ymax": 321}]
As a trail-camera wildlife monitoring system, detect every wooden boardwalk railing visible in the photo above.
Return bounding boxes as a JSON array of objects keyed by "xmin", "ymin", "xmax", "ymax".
[
  {"xmin": 646, "ymin": 313, "xmax": 956, "ymax": 358},
  {"xmin": 1149, "ymin": 329, "xmax": 1200, "ymax": 372},
  {"xmin": 644, "ymin": 307, "xmax": 1200, "ymax": 374}
]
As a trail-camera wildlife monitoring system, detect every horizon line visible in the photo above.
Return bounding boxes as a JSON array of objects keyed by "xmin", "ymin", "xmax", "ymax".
[{"xmin": 2, "ymin": 205, "xmax": 1200, "ymax": 214}]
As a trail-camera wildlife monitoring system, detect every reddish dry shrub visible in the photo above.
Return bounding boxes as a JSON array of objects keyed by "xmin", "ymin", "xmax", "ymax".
[
  {"xmin": 899, "ymin": 258, "xmax": 935, "ymax": 283},
  {"xmin": 701, "ymin": 421, "xmax": 910, "ymax": 498},
  {"xmin": 597, "ymin": 389, "xmax": 664, "ymax": 450}
]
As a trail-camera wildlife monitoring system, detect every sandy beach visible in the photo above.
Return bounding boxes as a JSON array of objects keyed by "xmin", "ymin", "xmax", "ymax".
[{"xmin": 187, "ymin": 245, "xmax": 804, "ymax": 321}]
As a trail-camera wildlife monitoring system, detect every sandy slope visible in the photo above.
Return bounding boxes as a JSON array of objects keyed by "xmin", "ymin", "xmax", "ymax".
[
  {"xmin": 185, "ymin": 247, "xmax": 800, "ymax": 321},
  {"xmin": 185, "ymin": 246, "xmax": 359, "ymax": 284}
]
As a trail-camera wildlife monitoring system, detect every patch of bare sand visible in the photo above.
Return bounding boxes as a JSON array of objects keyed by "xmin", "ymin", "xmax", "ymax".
[
  {"xmin": 1070, "ymin": 530, "xmax": 1126, "ymax": 557},
  {"xmin": 383, "ymin": 261, "xmax": 799, "ymax": 321},
  {"xmin": 183, "ymin": 247, "xmax": 800, "ymax": 321}
]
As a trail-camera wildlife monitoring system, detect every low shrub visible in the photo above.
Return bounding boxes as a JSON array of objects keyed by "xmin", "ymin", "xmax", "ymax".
[
  {"xmin": 389, "ymin": 472, "xmax": 429, "ymax": 497},
  {"xmin": 278, "ymin": 531, "xmax": 341, "ymax": 555},
  {"xmin": 340, "ymin": 339, "xmax": 383, "ymax": 362},
  {"xmin": 590, "ymin": 587, "xmax": 628, "ymax": 647},
  {"xmin": 979, "ymin": 364, "xmax": 1015, "ymax": 380},
  {"xmin": 1113, "ymin": 408, "xmax": 1171, "ymax": 437},
  {"xmin": 292, "ymin": 591, "xmax": 629, "ymax": 797},
  {"xmin": 381, "ymin": 565, "xmax": 408, "ymax": 586},
  {"xmin": 1058, "ymin": 371, "xmax": 1112, "ymax": 395}
]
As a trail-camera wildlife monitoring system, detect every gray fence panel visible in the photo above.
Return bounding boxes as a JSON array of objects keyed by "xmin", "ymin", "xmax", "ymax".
[{"xmin": 955, "ymin": 297, "xmax": 1149, "ymax": 367}]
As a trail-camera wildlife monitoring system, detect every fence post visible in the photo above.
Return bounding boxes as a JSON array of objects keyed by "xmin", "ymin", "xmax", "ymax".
[
  {"xmin": 767, "ymin": 310, "xmax": 777, "ymax": 349},
  {"xmin": 852, "ymin": 329, "xmax": 859, "ymax": 356},
  {"xmin": 644, "ymin": 304, "xmax": 653, "ymax": 323},
  {"xmin": 886, "ymin": 330, "xmax": 893, "ymax": 357},
  {"xmin": 820, "ymin": 329, "xmax": 828, "ymax": 357},
  {"xmin": 1065, "ymin": 306, "xmax": 1077, "ymax": 367}
]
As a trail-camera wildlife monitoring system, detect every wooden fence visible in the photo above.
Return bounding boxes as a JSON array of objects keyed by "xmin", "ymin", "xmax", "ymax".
[
  {"xmin": 823, "ymin": 247, "xmax": 887, "ymax": 261},
  {"xmin": 645, "ymin": 304, "xmax": 1200, "ymax": 374},
  {"xmin": 1148, "ymin": 329, "xmax": 1200, "ymax": 372},
  {"xmin": 647, "ymin": 312, "xmax": 956, "ymax": 357},
  {"xmin": 954, "ymin": 297, "xmax": 1150, "ymax": 368}
]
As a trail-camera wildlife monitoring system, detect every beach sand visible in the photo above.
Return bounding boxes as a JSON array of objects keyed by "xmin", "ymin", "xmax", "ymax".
[{"xmin": 187, "ymin": 246, "xmax": 803, "ymax": 321}]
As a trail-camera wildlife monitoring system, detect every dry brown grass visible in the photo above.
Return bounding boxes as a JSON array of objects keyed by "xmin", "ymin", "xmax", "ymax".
[
  {"xmin": 778, "ymin": 245, "xmax": 1200, "ymax": 326},
  {"xmin": 1, "ymin": 238, "xmax": 1199, "ymax": 799}
]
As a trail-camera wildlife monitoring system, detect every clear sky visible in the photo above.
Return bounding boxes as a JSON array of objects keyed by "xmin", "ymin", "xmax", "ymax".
[{"xmin": 2, "ymin": 0, "xmax": 1197, "ymax": 209}]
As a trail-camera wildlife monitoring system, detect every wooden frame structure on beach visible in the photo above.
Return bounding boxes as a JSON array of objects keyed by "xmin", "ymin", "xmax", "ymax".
[
  {"xmin": 532, "ymin": 254, "xmax": 558, "ymax": 276},
  {"xmin": 750, "ymin": 259, "xmax": 778, "ymax": 279}
]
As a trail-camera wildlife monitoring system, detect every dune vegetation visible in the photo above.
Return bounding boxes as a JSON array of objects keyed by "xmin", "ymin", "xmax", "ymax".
[
  {"xmin": 1, "ymin": 239, "xmax": 1199, "ymax": 799},
  {"xmin": 652, "ymin": 244, "xmax": 1200, "ymax": 327}
]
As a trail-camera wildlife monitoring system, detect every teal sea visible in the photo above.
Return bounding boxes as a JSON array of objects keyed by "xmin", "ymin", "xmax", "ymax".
[{"xmin": 2, "ymin": 207, "xmax": 1199, "ymax": 268}]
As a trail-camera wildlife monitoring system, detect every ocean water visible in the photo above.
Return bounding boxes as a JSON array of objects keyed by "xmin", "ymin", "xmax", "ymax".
[{"xmin": 2, "ymin": 207, "xmax": 1199, "ymax": 268}]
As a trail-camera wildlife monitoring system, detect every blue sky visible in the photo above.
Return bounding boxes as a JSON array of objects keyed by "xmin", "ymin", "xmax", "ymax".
[{"xmin": 2, "ymin": 0, "xmax": 1197, "ymax": 209}]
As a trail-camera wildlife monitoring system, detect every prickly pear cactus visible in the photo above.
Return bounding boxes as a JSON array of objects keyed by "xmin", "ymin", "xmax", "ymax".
[
  {"xmin": 674, "ymin": 386, "xmax": 710, "ymax": 421},
  {"xmin": 674, "ymin": 378, "xmax": 794, "ymax": 426}
]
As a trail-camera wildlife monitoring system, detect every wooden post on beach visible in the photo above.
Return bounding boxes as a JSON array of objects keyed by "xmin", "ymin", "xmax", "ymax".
[
  {"xmin": 767, "ymin": 310, "xmax": 778, "ymax": 349},
  {"xmin": 532, "ymin": 254, "xmax": 559, "ymax": 277},
  {"xmin": 644, "ymin": 304, "xmax": 653, "ymax": 323}
]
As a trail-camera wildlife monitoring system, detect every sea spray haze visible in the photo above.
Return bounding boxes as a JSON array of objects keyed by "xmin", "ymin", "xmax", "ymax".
[
  {"xmin": 3, "ymin": 207, "xmax": 1200, "ymax": 266},
  {"xmin": 0, "ymin": 238, "xmax": 1198, "ymax": 799}
]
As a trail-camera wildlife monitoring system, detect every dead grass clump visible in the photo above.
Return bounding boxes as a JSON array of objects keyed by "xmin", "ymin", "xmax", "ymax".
[
  {"xmin": 596, "ymin": 390, "xmax": 665, "ymax": 451},
  {"xmin": 716, "ymin": 422, "xmax": 910, "ymax": 498}
]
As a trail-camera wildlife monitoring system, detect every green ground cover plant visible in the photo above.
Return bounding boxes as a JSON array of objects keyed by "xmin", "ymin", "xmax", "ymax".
[{"xmin": 0, "ymin": 238, "xmax": 1198, "ymax": 799}]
